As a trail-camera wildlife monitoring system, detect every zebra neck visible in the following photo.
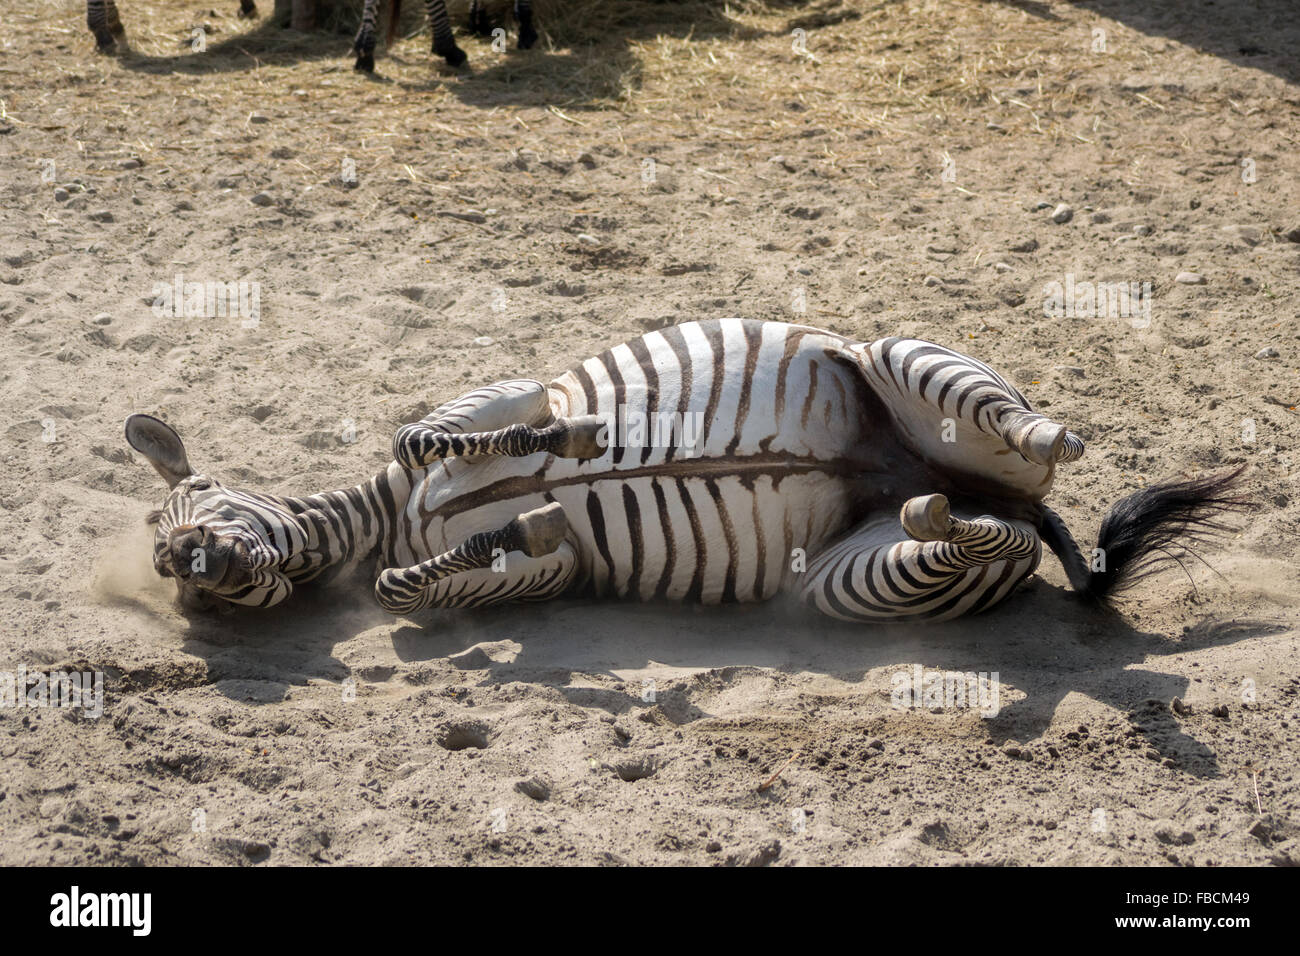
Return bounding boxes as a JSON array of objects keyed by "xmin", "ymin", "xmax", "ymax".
[{"xmin": 275, "ymin": 462, "xmax": 407, "ymax": 580}]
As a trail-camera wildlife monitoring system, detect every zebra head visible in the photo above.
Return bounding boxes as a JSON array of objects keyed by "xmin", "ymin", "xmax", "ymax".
[{"xmin": 125, "ymin": 414, "xmax": 307, "ymax": 609}]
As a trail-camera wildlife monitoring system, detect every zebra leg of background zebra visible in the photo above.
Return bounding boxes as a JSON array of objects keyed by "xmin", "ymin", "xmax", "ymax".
[
  {"xmin": 426, "ymin": 0, "xmax": 468, "ymax": 66},
  {"xmin": 238, "ymin": 0, "xmax": 258, "ymax": 18},
  {"xmin": 468, "ymin": 0, "xmax": 492, "ymax": 36},
  {"xmin": 87, "ymin": 0, "xmax": 127, "ymax": 50},
  {"xmin": 798, "ymin": 495, "xmax": 1042, "ymax": 623},
  {"xmin": 353, "ymin": 0, "xmax": 380, "ymax": 71},
  {"xmin": 515, "ymin": 0, "xmax": 537, "ymax": 49},
  {"xmin": 393, "ymin": 379, "xmax": 604, "ymax": 468},
  {"xmin": 375, "ymin": 503, "xmax": 573, "ymax": 613}
]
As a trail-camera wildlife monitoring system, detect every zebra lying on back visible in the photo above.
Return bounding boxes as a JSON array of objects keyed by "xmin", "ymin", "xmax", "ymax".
[
  {"xmin": 125, "ymin": 319, "xmax": 1244, "ymax": 622},
  {"xmin": 85, "ymin": 0, "xmax": 534, "ymax": 70}
]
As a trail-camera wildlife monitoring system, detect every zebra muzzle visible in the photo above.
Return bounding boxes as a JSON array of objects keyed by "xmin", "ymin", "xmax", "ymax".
[{"xmin": 167, "ymin": 526, "xmax": 245, "ymax": 587}]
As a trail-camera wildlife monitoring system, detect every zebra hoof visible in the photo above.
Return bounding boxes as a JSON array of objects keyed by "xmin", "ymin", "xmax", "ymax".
[
  {"xmin": 436, "ymin": 44, "xmax": 468, "ymax": 67},
  {"xmin": 518, "ymin": 26, "xmax": 538, "ymax": 49},
  {"xmin": 93, "ymin": 31, "xmax": 118, "ymax": 53},
  {"xmin": 549, "ymin": 415, "xmax": 607, "ymax": 460},
  {"xmin": 507, "ymin": 502, "xmax": 567, "ymax": 559},
  {"xmin": 354, "ymin": 51, "xmax": 375, "ymax": 73},
  {"xmin": 238, "ymin": 1, "xmax": 259, "ymax": 19},
  {"xmin": 901, "ymin": 494, "xmax": 952, "ymax": 542}
]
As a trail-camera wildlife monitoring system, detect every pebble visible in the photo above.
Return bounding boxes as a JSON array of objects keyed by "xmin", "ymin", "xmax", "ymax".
[
  {"xmin": 1033, "ymin": 201, "xmax": 1053, "ymax": 210},
  {"xmin": 991, "ymin": 261, "xmax": 1013, "ymax": 273},
  {"xmin": 1133, "ymin": 224, "xmax": 1152, "ymax": 236},
  {"xmin": 118, "ymin": 157, "xmax": 143, "ymax": 169},
  {"xmin": 249, "ymin": 114, "xmax": 270, "ymax": 124},
  {"xmin": 472, "ymin": 336, "xmax": 494, "ymax": 347},
  {"xmin": 1089, "ymin": 211, "xmax": 1111, "ymax": 224},
  {"xmin": 1254, "ymin": 347, "xmax": 1280, "ymax": 359},
  {"xmin": 1052, "ymin": 365, "xmax": 1085, "ymax": 377},
  {"xmin": 1050, "ymin": 203, "xmax": 1073, "ymax": 224},
  {"xmin": 1175, "ymin": 271, "xmax": 1206, "ymax": 285},
  {"xmin": 1284, "ymin": 225, "xmax": 1300, "ymax": 243},
  {"xmin": 576, "ymin": 233, "xmax": 600, "ymax": 245},
  {"xmin": 1001, "ymin": 741, "xmax": 1022, "ymax": 758},
  {"xmin": 92, "ymin": 313, "xmax": 112, "ymax": 326},
  {"xmin": 922, "ymin": 275, "xmax": 942, "ymax": 287},
  {"xmin": 513, "ymin": 776, "xmax": 551, "ymax": 801},
  {"xmin": 53, "ymin": 187, "xmax": 69, "ymax": 202},
  {"xmin": 250, "ymin": 192, "xmax": 275, "ymax": 207},
  {"xmin": 88, "ymin": 209, "xmax": 114, "ymax": 222},
  {"xmin": 1170, "ymin": 697, "xmax": 1189, "ymax": 715},
  {"xmin": 576, "ymin": 152, "xmax": 598, "ymax": 168},
  {"xmin": 1008, "ymin": 237, "xmax": 1038, "ymax": 253},
  {"xmin": 866, "ymin": 737, "xmax": 884, "ymax": 751}
]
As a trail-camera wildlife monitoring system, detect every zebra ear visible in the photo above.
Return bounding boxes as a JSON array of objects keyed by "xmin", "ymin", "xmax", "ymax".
[{"xmin": 125, "ymin": 414, "xmax": 195, "ymax": 489}]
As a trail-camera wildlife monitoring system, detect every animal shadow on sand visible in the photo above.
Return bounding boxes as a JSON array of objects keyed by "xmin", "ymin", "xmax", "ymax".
[{"xmin": 168, "ymin": 570, "xmax": 1291, "ymax": 782}]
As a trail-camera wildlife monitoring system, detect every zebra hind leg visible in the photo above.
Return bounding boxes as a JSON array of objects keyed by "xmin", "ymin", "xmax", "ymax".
[
  {"xmin": 87, "ymin": 0, "xmax": 126, "ymax": 51},
  {"xmin": 798, "ymin": 499, "xmax": 1042, "ymax": 623},
  {"xmin": 375, "ymin": 502, "xmax": 572, "ymax": 613},
  {"xmin": 353, "ymin": 0, "xmax": 379, "ymax": 71},
  {"xmin": 238, "ymin": 0, "xmax": 258, "ymax": 18},
  {"xmin": 515, "ymin": 0, "xmax": 537, "ymax": 49},
  {"xmin": 427, "ymin": 0, "xmax": 468, "ymax": 66}
]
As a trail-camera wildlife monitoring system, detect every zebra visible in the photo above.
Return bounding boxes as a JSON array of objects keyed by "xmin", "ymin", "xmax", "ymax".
[
  {"xmin": 354, "ymin": 0, "xmax": 536, "ymax": 72},
  {"xmin": 125, "ymin": 319, "xmax": 1244, "ymax": 620},
  {"xmin": 86, "ymin": 0, "xmax": 258, "ymax": 53}
]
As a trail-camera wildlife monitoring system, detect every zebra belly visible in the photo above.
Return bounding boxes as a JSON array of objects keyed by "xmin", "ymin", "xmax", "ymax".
[{"xmin": 400, "ymin": 319, "xmax": 918, "ymax": 603}]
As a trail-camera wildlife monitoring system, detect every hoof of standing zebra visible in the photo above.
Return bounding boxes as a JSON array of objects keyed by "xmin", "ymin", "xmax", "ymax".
[
  {"xmin": 354, "ymin": 49, "xmax": 375, "ymax": 73},
  {"xmin": 901, "ymin": 494, "xmax": 953, "ymax": 542},
  {"xmin": 238, "ymin": 0, "xmax": 258, "ymax": 18},
  {"xmin": 517, "ymin": 24, "xmax": 538, "ymax": 49},
  {"xmin": 435, "ymin": 40, "xmax": 469, "ymax": 68}
]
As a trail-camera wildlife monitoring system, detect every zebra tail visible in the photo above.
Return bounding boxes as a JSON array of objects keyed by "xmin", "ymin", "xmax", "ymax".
[
  {"xmin": 1040, "ymin": 467, "xmax": 1248, "ymax": 603},
  {"xmin": 387, "ymin": 0, "xmax": 402, "ymax": 46}
]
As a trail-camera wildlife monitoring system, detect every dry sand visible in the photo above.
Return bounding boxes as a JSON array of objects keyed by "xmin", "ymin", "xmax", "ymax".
[{"xmin": 1, "ymin": 0, "xmax": 1298, "ymax": 865}]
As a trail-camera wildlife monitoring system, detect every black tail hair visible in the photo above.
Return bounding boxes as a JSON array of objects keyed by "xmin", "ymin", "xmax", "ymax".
[{"xmin": 1040, "ymin": 467, "xmax": 1248, "ymax": 602}]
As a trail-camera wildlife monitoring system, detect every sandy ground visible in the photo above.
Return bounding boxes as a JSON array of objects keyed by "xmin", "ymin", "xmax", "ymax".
[{"xmin": 1, "ymin": 0, "xmax": 1299, "ymax": 865}]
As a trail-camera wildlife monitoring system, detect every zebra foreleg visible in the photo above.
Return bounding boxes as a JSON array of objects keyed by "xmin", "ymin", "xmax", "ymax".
[
  {"xmin": 238, "ymin": 0, "xmax": 258, "ymax": 18},
  {"xmin": 798, "ymin": 497, "xmax": 1041, "ymax": 622},
  {"xmin": 394, "ymin": 417, "xmax": 605, "ymax": 468},
  {"xmin": 515, "ymin": 0, "xmax": 537, "ymax": 49},
  {"xmin": 375, "ymin": 502, "xmax": 572, "ymax": 613},
  {"xmin": 468, "ymin": 0, "xmax": 493, "ymax": 37},
  {"xmin": 393, "ymin": 379, "xmax": 606, "ymax": 468}
]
